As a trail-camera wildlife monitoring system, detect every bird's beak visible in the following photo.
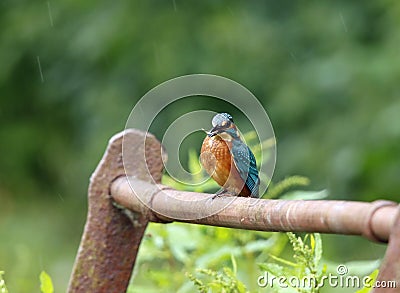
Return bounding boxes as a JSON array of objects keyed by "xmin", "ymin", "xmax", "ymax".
[{"xmin": 208, "ymin": 125, "xmax": 223, "ymax": 137}]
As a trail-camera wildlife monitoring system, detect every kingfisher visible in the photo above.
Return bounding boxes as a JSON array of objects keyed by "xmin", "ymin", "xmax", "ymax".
[{"xmin": 200, "ymin": 113, "xmax": 260, "ymax": 198}]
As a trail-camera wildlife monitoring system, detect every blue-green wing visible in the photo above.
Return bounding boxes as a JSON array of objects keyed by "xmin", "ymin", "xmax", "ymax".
[{"xmin": 231, "ymin": 142, "xmax": 260, "ymax": 197}]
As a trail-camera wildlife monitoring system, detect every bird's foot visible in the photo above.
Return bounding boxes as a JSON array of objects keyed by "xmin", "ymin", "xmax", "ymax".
[
  {"xmin": 212, "ymin": 189, "xmax": 226, "ymax": 199},
  {"xmin": 212, "ymin": 189, "xmax": 237, "ymax": 199}
]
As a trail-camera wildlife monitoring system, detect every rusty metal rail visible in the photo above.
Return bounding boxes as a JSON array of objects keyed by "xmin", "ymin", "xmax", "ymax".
[
  {"xmin": 111, "ymin": 176, "xmax": 397, "ymax": 242},
  {"xmin": 68, "ymin": 129, "xmax": 400, "ymax": 293}
]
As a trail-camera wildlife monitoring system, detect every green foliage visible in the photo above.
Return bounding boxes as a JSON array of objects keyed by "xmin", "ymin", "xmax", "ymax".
[
  {"xmin": 258, "ymin": 233, "xmax": 324, "ymax": 293},
  {"xmin": 187, "ymin": 268, "xmax": 247, "ymax": 293},
  {"xmin": 132, "ymin": 216, "xmax": 278, "ymax": 291},
  {"xmin": 129, "ymin": 222, "xmax": 289, "ymax": 292},
  {"xmin": 39, "ymin": 271, "xmax": 54, "ymax": 293},
  {"xmin": 187, "ymin": 256, "xmax": 248, "ymax": 293},
  {"xmin": 0, "ymin": 271, "xmax": 8, "ymax": 293},
  {"xmin": 1, "ymin": 270, "xmax": 54, "ymax": 293},
  {"xmin": 264, "ymin": 176, "xmax": 310, "ymax": 199}
]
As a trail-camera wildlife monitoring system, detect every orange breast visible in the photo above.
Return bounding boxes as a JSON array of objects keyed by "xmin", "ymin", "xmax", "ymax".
[{"xmin": 200, "ymin": 135, "xmax": 251, "ymax": 196}]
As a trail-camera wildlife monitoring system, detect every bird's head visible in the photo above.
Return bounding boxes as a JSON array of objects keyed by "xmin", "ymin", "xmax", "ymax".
[{"xmin": 207, "ymin": 113, "xmax": 239, "ymax": 139}]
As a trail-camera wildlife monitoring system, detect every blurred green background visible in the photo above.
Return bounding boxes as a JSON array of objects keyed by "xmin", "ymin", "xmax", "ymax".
[{"xmin": 1, "ymin": 0, "xmax": 399, "ymax": 292}]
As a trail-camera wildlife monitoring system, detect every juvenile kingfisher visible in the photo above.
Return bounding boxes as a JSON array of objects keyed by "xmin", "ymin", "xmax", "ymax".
[{"xmin": 200, "ymin": 113, "xmax": 260, "ymax": 198}]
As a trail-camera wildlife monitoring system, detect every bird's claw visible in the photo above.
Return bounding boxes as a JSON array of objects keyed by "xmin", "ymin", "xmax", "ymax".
[{"xmin": 212, "ymin": 189, "xmax": 237, "ymax": 199}]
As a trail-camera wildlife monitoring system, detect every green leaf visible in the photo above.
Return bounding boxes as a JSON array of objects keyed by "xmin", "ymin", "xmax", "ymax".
[
  {"xmin": 258, "ymin": 263, "xmax": 286, "ymax": 277},
  {"xmin": 236, "ymin": 280, "xmax": 247, "ymax": 293},
  {"xmin": 243, "ymin": 239, "xmax": 278, "ymax": 254},
  {"xmin": 40, "ymin": 271, "xmax": 54, "ymax": 293},
  {"xmin": 0, "ymin": 271, "xmax": 8, "ymax": 293},
  {"xmin": 166, "ymin": 224, "xmax": 199, "ymax": 263},
  {"xmin": 310, "ymin": 234, "xmax": 315, "ymax": 252},
  {"xmin": 231, "ymin": 254, "xmax": 237, "ymax": 275},
  {"xmin": 268, "ymin": 254, "xmax": 298, "ymax": 268},
  {"xmin": 264, "ymin": 176, "xmax": 310, "ymax": 199},
  {"xmin": 312, "ymin": 234, "xmax": 322, "ymax": 268}
]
